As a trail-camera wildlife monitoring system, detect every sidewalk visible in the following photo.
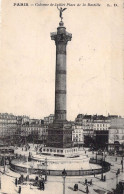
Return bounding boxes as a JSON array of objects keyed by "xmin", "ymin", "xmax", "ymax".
[{"xmin": 0, "ymin": 152, "xmax": 123, "ymax": 194}]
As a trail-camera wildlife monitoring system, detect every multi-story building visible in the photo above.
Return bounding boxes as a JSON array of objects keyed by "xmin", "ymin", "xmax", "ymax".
[
  {"xmin": 75, "ymin": 115, "xmax": 94, "ymax": 145},
  {"xmin": 0, "ymin": 113, "xmax": 46, "ymax": 145},
  {"xmin": 75, "ymin": 114, "xmax": 93, "ymax": 128},
  {"xmin": 82, "ymin": 115, "xmax": 93, "ymax": 132},
  {"xmin": 109, "ymin": 118, "xmax": 124, "ymax": 144},
  {"xmin": 21, "ymin": 121, "xmax": 48, "ymax": 144},
  {"xmin": 75, "ymin": 114, "xmax": 119, "ymax": 130},
  {"xmin": 75, "ymin": 114, "xmax": 120, "ymax": 148},
  {"xmin": 75, "ymin": 114, "xmax": 85, "ymax": 126},
  {"xmin": 21, "ymin": 115, "xmax": 30, "ymax": 124},
  {"xmin": 0, "ymin": 113, "xmax": 17, "ymax": 140},
  {"xmin": 72, "ymin": 124, "xmax": 84, "ymax": 146},
  {"xmin": 94, "ymin": 130, "xmax": 109, "ymax": 150},
  {"xmin": 44, "ymin": 114, "xmax": 55, "ymax": 125},
  {"xmin": 108, "ymin": 118, "xmax": 124, "ymax": 153},
  {"xmin": 108, "ymin": 114, "xmax": 119, "ymax": 120},
  {"xmin": 93, "ymin": 120, "xmax": 110, "ymax": 131}
]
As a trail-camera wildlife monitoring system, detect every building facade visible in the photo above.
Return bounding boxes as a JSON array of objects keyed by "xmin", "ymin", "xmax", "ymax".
[
  {"xmin": 0, "ymin": 113, "xmax": 17, "ymax": 141},
  {"xmin": 93, "ymin": 120, "xmax": 110, "ymax": 131},
  {"xmin": 72, "ymin": 125, "xmax": 84, "ymax": 146},
  {"xmin": 44, "ymin": 114, "xmax": 54, "ymax": 126},
  {"xmin": 109, "ymin": 118, "xmax": 124, "ymax": 144},
  {"xmin": 21, "ymin": 121, "xmax": 48, "ymax": 144},
  {"xmin": 108, "ymin": 118, "xmax": 124, "ymax": 153}
]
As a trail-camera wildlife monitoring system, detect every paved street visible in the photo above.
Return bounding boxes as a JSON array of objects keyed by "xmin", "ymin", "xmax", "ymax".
[{"xmin": 0, "ymin": 149, "xmax": 123, "ymax": 194}]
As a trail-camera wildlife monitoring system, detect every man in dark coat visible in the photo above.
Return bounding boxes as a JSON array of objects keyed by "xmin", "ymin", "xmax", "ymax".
[{"xmin": 18, "ymin": 186, "xmax": 21, "ymax": 193}]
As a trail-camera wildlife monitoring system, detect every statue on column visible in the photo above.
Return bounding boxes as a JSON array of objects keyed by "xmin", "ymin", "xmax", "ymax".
[{"xmin": 57, "ymin": 6, "xmax": 67, "ymax": 21}]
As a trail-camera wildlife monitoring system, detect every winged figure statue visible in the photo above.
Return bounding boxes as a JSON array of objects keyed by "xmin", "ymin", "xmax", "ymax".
[{"xmin": 57, "ymin": 6, "xmax": 67, "ymax": 21}]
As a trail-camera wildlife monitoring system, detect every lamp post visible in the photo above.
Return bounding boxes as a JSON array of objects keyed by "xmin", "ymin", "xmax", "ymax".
[
  {"xmin": 104, "ymin": 149, "xmax": 106, "ymax": 161},
  {"xmin": 0, "ymin": 170, "xmax": 1, "ymax": 190},
  {"xmin": 45, "ymin": 158, "xmax": 47, "ymax": 181},
  {"xmin": 96, "ymin": 152, "xmax": 97, "ymax": 163},
  {"xmin": 62, "ymin": 169, "xmax": 67, "ymax": 194},
  {"xmin": 3, "ymin": 149, "xmax": 5, "ymax": 174},
  {"xmin": 101, "ymin": 153, "xmax": 104, "ymax": 181}
]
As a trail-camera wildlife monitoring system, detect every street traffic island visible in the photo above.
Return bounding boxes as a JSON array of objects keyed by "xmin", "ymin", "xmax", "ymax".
[{"xmin": 10, "ymin": 154, "xmax": 111, "ymax": 176}]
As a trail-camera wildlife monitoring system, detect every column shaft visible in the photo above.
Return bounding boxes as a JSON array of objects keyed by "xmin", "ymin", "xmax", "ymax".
[{"xmin": 55, "ymin": 43, "xmax": 67, "ymax": 121}]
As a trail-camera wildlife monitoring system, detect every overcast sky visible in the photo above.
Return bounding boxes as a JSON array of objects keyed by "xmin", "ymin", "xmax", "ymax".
[{"xmin": 0, "ymin": 0, "xmax": 124, "ymax": 120}]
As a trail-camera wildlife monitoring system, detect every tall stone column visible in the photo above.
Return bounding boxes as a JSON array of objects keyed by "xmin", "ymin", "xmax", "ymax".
[
  {"xmin": 51, "ymin": 21, "xmax": 72, "ymax": 122},
  {"xmin": 47, "ymin": 21, "xmax": 73, "ymax": 149}
]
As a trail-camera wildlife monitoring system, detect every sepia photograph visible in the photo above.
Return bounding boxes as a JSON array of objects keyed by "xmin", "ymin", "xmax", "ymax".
[{"xmin": 0, "ymin": 0, "xmax": 124, "ymax": 193}]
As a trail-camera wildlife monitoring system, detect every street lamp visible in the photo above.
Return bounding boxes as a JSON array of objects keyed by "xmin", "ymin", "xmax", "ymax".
[
  {"xmin": 101, "ymin": 153, "xmax": 104, "ymax": 181},
  {"xmin": 3, "ymin": 149, "xmax": 5, "ymax": 174},
  {"xmin": 45, "ymin": 158, "xmax": 47, "ymax": 181},
  {"xmin": 96, "ymin": 152, "xmax": 97, "ymax": 163},
  {"xmin": 62, "ymin": 169, "xmax": 67, "ymax": 194},
  {"xmin": 103, "ymin": 149, "xmax": 106, "ymax": 161},
  {"xmin": 0, "ymin": 170, "xmax": 1, "ymax": 190}
]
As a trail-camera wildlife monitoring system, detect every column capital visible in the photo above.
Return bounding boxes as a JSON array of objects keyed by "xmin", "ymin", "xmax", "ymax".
[{"xmin": 51, "ymin": 31, "xmax": 72, "ymax": 45}]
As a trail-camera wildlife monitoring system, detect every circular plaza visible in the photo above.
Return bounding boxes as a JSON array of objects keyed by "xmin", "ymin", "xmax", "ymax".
[{"xmin": 10, "ymin": 148, "xmax": 111, "ymax": 176}]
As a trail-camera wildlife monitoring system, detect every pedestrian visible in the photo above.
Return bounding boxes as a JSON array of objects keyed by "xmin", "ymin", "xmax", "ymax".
[
  {"xmin": 86, "ymin": 185, "xmax": 89, "ymax": 194},
  {"xmin": 118, "ymin": 168, "xmax": 120, "ymax": 174},
  {"xmin": 90, "ymin": 179, "xmax": 92, "ymax": 185},
  {"xmin": 42, "ymin": 182, "xmax": 44, "ymax": 191},
  {"xmin": 94, "ymin": 172, "xmax": 95, "ymax": 177},
  {"xmin": 39, "ymin": 180, "xmax": 44, "ymax": 190},
  {"xmin": 26, "ymin": 175, "xmax": 29, "ymax": 181},
  {"xmin": 15, "ymin": 178, "xmax": 18, "ymax": 186},
  {"xmin": 104, "ymin": 175, "xmax": 106, "ymax": 182},
  {"xmin": 85, "ymin": 178, "xmax": 87, "ymax": 184},
  {"xmin": 18, "ymin": 186, "xmax": 21, "ymax": 194}
]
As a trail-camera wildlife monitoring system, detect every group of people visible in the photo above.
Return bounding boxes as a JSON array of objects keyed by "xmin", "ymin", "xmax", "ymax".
[
  {"xmin": 85, "ymin": 178, "xmax": 92, "ymax": 185},
  {"xmin": 21, "ymin": 144, "xmax": 30, "ymax": 151},
  {"xmin": 15, "ymin": 179, "xmax": 21, "ymax": 194},
  {"xmin": 15, "ymin": 174, "xmax": 45, "ymax": 192}
]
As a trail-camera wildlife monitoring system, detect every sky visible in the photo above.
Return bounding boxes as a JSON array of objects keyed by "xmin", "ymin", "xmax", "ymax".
[{"xmin": 0, "ymin": 0, "xmax": 124, "ymax": 120}]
